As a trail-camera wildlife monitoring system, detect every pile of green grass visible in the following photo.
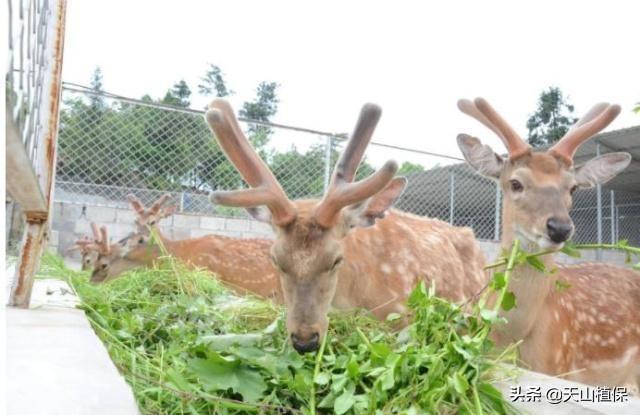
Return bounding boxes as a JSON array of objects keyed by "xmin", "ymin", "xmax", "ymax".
[{"xmin": 40, "ymin": 253, "xmax": 517, "ymax": 414}]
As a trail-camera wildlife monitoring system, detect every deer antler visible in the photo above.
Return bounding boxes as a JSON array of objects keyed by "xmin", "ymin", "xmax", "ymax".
[
  {"xmin": 126, "ymin": 194, "xmax": 145, "ymax": 215},
  {"xmin": 66, "ymin": 236, "xmax": 95, "ymax": 254},
  {"xmin": 127, "ymin": 193, "xmax": 176, "ymax": 223},
  {"xmin": 98, "ymin": 226, "xmax": 111, "ymax": 255},
  {"xmin": 149, "ymin": 194, "xmax": 172, "ymax": 215},
  {"xmin": 457, "ymin": 98, "xmax": 531, "ymax": 159},
  {"xmin": 205, "ymin": 99, "xmax": 297, "ymax": 226},
  {"xmin": 313, "ymin": 104, "xmax": 398, "ymax": 227},
  {"xmin": 549, "ymin": 103, "xmax": 621, "ymax": 164}
]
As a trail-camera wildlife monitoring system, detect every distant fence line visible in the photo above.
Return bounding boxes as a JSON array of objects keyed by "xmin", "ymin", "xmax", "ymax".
[{"xmin": 54, "ymin": 86, "xmax": 640, "ymax": 245}]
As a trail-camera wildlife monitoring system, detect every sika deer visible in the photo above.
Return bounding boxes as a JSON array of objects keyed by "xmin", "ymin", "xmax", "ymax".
[
  {"xmin": 205, "ymin": 99, "xmax": 488, "ymax": 353},
  {"xmin": 457, "ymin": 97, "xmax": 640, "ymax": 389},
  {"xmin": 90, "ymin": 195, "xmax": 283, "ymax": 302},
  {"xmin": 68, "ymin": 229, "xmax": 100, "ymax": 271}
]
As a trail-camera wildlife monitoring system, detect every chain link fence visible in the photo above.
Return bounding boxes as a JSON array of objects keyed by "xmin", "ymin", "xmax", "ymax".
[{"xmin": 54, "ymin": 86, "xmax": 640, "ymax": 245}]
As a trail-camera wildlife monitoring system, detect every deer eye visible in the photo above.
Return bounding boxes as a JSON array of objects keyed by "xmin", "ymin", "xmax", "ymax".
[
  {"xmin": 509, "ymin": 179, "xmax": 524, "ymax": 193},
  {"xmin": 570, "ymin": 185, "xmax": 578, "ymax": 195},
  {"xmin": 331, "ymin": 256, "xmax": 344, "ymax": 270},
  {"xmin": 101, "ymin": 264, "xmax": 107, "ymax": 270}
]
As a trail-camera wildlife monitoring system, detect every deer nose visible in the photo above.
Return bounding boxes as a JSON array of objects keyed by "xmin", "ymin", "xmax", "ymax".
[
  {"xmin": 546, "ymin": 217, "xmax": 573, "ymax": 243},
  {"xmin": 291, "ymin": 332, "xmax": 320, "ymax": 354}
]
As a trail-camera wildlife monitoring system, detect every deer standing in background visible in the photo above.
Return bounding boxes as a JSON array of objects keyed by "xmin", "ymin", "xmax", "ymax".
[
  {"xmin": 89, "ymin": 195, "xmax": 284, "ymax": 302},
  {"xmin": 457, "ymin": 97, "xmax": 639, "ymax": 389},
  {"xmin": 204, "ymin": 99, "xmax": 488, "ymax": 353}
]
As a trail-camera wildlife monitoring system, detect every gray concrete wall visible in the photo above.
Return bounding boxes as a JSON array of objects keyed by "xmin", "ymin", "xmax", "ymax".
[
  {"xmin": 52, "ymin": 201, "xmax": 630, "ymax": 268},
  {"xmin": 51, "ymin": 201, "xmax": 275, "ymax": 260},
  {"xmin": 477, "ymin": 240, "xmax": 629, "ymax": 267}
]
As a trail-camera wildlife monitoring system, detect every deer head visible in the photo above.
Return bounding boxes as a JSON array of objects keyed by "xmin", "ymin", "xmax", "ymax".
[
  {"xmin": 67, "ymin": 233, "xmax": 100, "ymax": 271},
  {"xmin": 90, "ymin": 195, "xmax": 177, "ymax": 283},
  {"xmin": 127, "ymin": 193, "xmax": 176, "ymax": 236},
  {"xmin": 457, "ymin": 98, "xmax": 631, "ymax": 251},
  {"xmin": 90, "ymin": 223, "xmax": 138, "ymax": 284},
  {"xmin": 205, "ymin": 99, "xmax": 405, "ymax": 353}
]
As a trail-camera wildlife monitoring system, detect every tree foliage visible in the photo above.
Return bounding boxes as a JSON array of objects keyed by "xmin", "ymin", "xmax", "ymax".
[
  {"xmin": 198, "ymin": 64, "xmax": 233, "ymax": 98},
  {"xmin": 526, "ymin": 87, "xmax": 578, "ymax": 147},
  {"xmin": 57, "ymin": 67, "xmax": 420, "ymax": 202},
  {"xmin": 397, "ymin": 161, "xmax": 424, "ymax": 176}
]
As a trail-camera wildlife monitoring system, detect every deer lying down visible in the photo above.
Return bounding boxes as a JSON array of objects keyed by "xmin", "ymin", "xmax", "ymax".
[
  {"xmin": 67, "ymin": 232, "xmax": 100, "ymax": 271},
  {"xmin": 205, "ymin": 99, "xmax": 488, "ymax": 353},
  {"xmin": 458, "ymin": 97, "xmax": 640, "ymax": 389},
  {"xmin": 88, "ymin": 195, "xmax": 284, "ymax": 302}
]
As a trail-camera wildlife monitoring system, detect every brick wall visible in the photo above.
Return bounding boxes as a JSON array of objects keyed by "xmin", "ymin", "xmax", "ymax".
[
  {"xmin": 51, "ymin": 202, "xmax": 276, "ymax": 260},
  {"xmin": 51, "ymin": 201, "xmax": 629, "ymax": 267}
]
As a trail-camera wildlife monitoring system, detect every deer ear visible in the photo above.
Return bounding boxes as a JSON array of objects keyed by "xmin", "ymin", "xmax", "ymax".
[
  {"xmin": 457, "ymin": 134, "xmax": 504, "ymax": 179},
  {"xmin": 343, "ymin": 177, "xmax": 407, "ymax": 229},
  {"xmin": 246, "ymin": 206, "xmax": 272, "ymax": 223},
  {"xmin": 574, "ymin": 152, "xmax": 631, "ymax": 188}
]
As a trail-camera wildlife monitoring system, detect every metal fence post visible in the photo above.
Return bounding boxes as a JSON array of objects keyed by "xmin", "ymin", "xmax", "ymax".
[
  {"xmin": 323, "ymin": 135, "xmax": 333, "ymax": 193},
  {"xmin": 448, "ymin": 171, "xmax": 455, "ymax": 225},
  {"xmin": 610, "ymin": 190, "xmax": 615, "ymax": 244},
  {"xmin": 596, "ymin": 142, "xmax": 602, "ymax": 260},
  {"xmin": 494, "ymin": 182, "xmax": 501, "ymax": 240},
  {"xmin": 180, "ymin": 192, "xmax": 185, "ymax": 213}
]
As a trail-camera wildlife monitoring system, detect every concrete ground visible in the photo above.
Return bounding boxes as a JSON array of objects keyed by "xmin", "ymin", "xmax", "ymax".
[{"xmin": 6, "ymin": 276, "xmax": 139, "ymax": 415}]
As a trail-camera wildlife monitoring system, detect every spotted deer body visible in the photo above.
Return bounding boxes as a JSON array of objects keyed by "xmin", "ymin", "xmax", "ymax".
[
  {"xmin": 458, "ymin": 97, "xmax": 640, "ymax": 388},
  {"xmin": 205, "ymin": 99, "xmax": 488, "ymax": 353},
  {"xmin": 336, "ymin": 209, "xmax": 486, "ymax": 315},
  {"xmin": 90, "ymin": 196, "xmax": 283, "ymax": 302}
]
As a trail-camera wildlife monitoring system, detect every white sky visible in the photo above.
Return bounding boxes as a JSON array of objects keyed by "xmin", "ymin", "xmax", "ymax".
[{"xmin": 62, "ymin": 0, "xmax": 640, "ymax": 167}]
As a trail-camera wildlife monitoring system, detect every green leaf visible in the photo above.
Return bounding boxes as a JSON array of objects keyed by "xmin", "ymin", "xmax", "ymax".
[
  {"xmin": 200, "ymin": 333, "xmax": 262, "ymax": 350},
  {"xmin": 480, "ymin": 309, "xmax": 499, "ymax": 323},
  {"xmin": 334, "ymin": 389, "xmax": 355, "ymax": 415},
  {"xmin": 489, "ymin": 272, "xmax": 506, "ymax": 290},
  {"xmin": 331, "ymin": 373, "xmax": 349, "ymax": 393},
  {"xmin": 346, "ymin": 357, "xmax": 360, "ymax": 378},
  {"xmin": 370, "ymin": 342, "xmax": 391, "ymax": 359},
  {"xmin": 385, "ymin": 312, "xmax": 402, "ymax": 322},
  {"xmin": 501, "ymin": 291, "xmax": 517, "ymax": 311},
  {"xmin": 525, "ymin": 255, "xmax": 546, "ymax": 272},
  {"xmin": 560, "ymin": 242, "xmax": 581, "ymax": 258},
  {"xmin": 314, "ymin": 371, "xmax": 330, "ymax": 385},
  {"xmin": 166, "ymin": 367, "xmax": 192, "ymax": 392},
  {"xmin": 381, "ymin": 369, "xmax": 395, "ymax": 390},
  {"xmin": 318, "ymin": 392, "xmax": 336, "ymax": 408},
  {"xmin": 188, "ymin": 354, "xmax": 266, "ymax": 403},
  {"xmin": 450, "ymin": 371, "xmax": 469, "ymax": 394}
]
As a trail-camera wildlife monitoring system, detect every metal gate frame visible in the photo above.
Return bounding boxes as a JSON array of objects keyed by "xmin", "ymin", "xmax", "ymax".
[{"xmin": 6, "ymin": 0, "xmax": 68, "ymax": 307}]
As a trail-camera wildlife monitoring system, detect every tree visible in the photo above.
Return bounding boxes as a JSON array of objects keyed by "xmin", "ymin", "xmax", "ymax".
[
  {"xmin": 270, "ymin": 143, "xmax": 377, "ymax": 199},
  {"xmin": 239, "ymin": 82, "xmax": 279, "ymax": 147},
  {"xmin": 526, "ymin": 87, "xmax": 578, "ymax": 147},
  {"xmin": 163, "ymin": 80, "xmax": 191, "ymax": 107},
  {"xmin": 198, "ymin": 64, "xmax": 232, "ymax": 97},
  {"xmin": 398, "ymin": 161, "xmax": 424, "ymax": 175},
  {"xmin": 634, "ymin": 102, "xmax": 640, "ymax": 114},
  {"xmin": 89, "ymin": 67, "xmax": 106, "ymax": 111}
]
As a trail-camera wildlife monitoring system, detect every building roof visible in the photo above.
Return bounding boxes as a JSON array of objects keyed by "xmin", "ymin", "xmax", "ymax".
[{"xmin": 571, "ymin": 125, "xmax": 640, "ymax": 193}]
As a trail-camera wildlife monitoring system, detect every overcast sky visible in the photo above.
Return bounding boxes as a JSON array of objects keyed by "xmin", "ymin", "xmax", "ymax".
[{"xmin": 62, "ymin": 0, "xmax": 640, "ymax": 167}]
